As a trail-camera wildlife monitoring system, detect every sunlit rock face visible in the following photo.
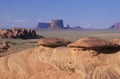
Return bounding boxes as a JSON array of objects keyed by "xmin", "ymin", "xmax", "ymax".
[
  {"xmin": 34, "ymin": 19, "xmax": 65, "ymax": 30},
  {"xmin": 68, "ymin": 37, "xmax": 117, "ymax": 50},
  {"xmin": 0, "ymin": 27, "xmax": 38, "ymax": 39},
  {"xmin": 0, "ymin": 37, "xmax": 120, "ymax": 79},
  {"xmin": 38, "ymin": 37, "xmax": 71, "ymax": 47},
  {"xmin": 49, "ymin": 19, "xmax": 64, "ymax": 29}
]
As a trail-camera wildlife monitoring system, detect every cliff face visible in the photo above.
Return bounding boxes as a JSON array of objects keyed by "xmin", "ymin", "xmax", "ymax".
[
  {"xmin": 49, "ymin": 20, "xmax": 64, "ymax": 29},
  {"xmin": 0, "ymin": 45, "xmax": 120, "ymax": 79},
  {"xmin": 34, "ymin": 19, "xmax": 64, "ymax": 30}
]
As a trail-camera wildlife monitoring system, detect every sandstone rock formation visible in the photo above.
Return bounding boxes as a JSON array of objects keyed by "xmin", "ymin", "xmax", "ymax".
[
  {"xmin": 0, "ymin": 43, "xmax": 120, "ymax": 79},
  {"xmin": 38, "ymin": 38, "xmax": 71, "ymax": 47},
  {"xmin": 34, "ymin": 19, "xmax": 65, "ymax": 30},
  {"xmin": 113, "ymin": 38, "xmax": 120, "ymax": 45},
  {"xmin": 0, "ymin": 27, "xmax": 39, "ymax": 39},
  {"xmin": 0, "ymin": 41, "xmax": 9, "ymax": 50},
  {"xmin": 68, "ymin": 37, "xmax": 117, "ymax": 50},
  {"xmin": 49, "ymin": 19, "xmax": 64, "ymax": 29},
  {"xmin": 0, "ymin": 41, "xmax": 9, "ymax": 53},
  {"xmin": 110, "ymin": 23, "xmax": 120, "ymax": 29}
]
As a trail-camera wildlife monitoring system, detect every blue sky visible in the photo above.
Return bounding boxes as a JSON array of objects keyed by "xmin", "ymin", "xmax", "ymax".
[{"xmin": 0, "ymin": 0, "xmax": 120, "ymax": 29}]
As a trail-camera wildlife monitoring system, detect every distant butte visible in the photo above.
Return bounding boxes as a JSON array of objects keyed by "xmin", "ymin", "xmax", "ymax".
[
  {"xmin": 34, "ymin": 21, "xmax": 120, "ymax": 30},
  {"xmin": 34, "ymin": 19, "xmax": 84, "ymax": 30},
  {"xmin": 110, "ymin": 23, "xmax": 120, "ymax": 29},
  {"xmin": 49, "ymin": 19, "xmax": 64, "ymax": 29},
  {"xmin": 34, "ymin": 19, "xmax": 65, "ymax": 30}
]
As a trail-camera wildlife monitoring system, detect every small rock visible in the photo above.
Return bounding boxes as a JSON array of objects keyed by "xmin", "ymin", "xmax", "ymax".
[{"xmin": 0, "ymin": 41, "xmax": 9, "ymax": 50}]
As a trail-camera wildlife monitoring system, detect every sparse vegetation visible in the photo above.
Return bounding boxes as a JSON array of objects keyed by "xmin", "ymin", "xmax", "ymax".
[
  {"xmin": 0, "ymin": 29, "xmax": 120, "ymax": 57},
  {"xmin": 36, "ymin": 29, "xmax": 120, "ymax": 41},
  {"xmin": 0, "ymin": 29, "xmax": 120, "ymax": 79}
]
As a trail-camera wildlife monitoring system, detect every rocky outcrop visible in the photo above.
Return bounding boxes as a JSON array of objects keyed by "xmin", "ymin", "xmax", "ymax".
[
  {"xmin": 68, "ymin": 37, "xmax": 118, "ymax": 50},
  {"xmin": 0, "ymin": 27, "xmax": 39, "ymax": 39},
  {"xmin": 0, "ymin": 41, "xmax": 120, "ymax": 79},
  {"xmin": 38, "ymin": 38, "xmax": 71, "ymax": 47},
  {"xmin": 0, "ymin": 41, "xmax": 9, "ymax": 53},
  {"xmin": 0, "ymin": 41, "xmax": 9, "ymax": 50},
  {"xmin": 49, "ymin": 20, "xmax": 64, "ymax": 29},
  {"xmin": 110, "ymin": 23, "xmax": 120, "ymax": 29}
]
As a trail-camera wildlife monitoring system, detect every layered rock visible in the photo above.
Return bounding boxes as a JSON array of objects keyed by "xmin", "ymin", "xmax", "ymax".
[
  {"xmin": 0, "ymin": 41, "xmax": 120, "ymax": 79},
  {"xmin": 34, "ymin": 19, "xmax": 65, "ymax": 30},
  {"xmin": 49, "ymin": 19, "xmax": 64, "ymax": 29},
  {"xmin": 68, "ymin": 37, "xmax": 117, "ymax": 50},
  {"xmin": 38, "ymin": 38, "xmax": 71, "ymax": 47},
  {"xmin": 0, "ymin": 27, "xmax": 38, "ymax": 39}
]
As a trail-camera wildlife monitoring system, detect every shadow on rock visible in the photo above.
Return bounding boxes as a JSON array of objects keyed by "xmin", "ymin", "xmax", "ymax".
[{"xmin": 95, "ymin": 46, "xmax": 120, "ymax": 54}]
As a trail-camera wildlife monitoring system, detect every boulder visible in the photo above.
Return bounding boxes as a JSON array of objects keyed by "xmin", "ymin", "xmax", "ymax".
[
  {"xmin": 68, "ymin": 37, "xmax": 117, "ymax": 50},
  {"xmin": 38, "ymin": 38, "xmax": 71, "ymax": 47},
  {"xmin": 0, "ymin": 41, "xmax": 9, "ymax": 50}
]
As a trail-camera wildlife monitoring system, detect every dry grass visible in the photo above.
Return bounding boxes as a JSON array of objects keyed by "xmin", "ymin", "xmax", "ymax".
[{"xmin": 36, "ymin": 29, "xmax": 120, "ymax": 41}]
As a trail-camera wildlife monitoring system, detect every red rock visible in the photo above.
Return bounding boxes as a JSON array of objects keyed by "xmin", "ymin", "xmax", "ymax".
[
  {"xmin": 38, "ymin": 38, "xmax": 71, "ymax": 47},
  {"xmin": 68, "ymin": 37, "xmax": 117, "ymax": 50},
  {"xmin": 0, "ymin": 27, "xmax": 39, "ymax": 39},
  {"xmin": 0, "ymin": 41, "xmax": 9, "ymax": 50},
  {"xmin": 49, "ymin": 19, "xmax": 64, "ymax": 29}
]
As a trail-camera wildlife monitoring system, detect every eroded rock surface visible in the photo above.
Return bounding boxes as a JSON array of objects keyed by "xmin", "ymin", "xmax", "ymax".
[
  {"xmin": 113, "ymin": 38, "xmax": 120, "ymax": 45},
  {"xmin": 0, "ymin": 45, "xmax": 120, "ymax": 79},
  {"xmin": 0, "ymin": 27, "xmax": 39, "ymax": 39},
  {"xmin": 0, "ymin": 41, "xmax": 9, "ymax": 53},
  {"xmin": 49, "ymin": 19, "xmax": 64, "ymax": 29},
  {"xmin": 38, "ymin": 38, "xmax": 71, "ymax": 47},
  {"xmin": 68, "ymin": 37, "xmax": 117, "ymax": 50},
  {"xmin": 0, "ymin": 37, "xmax": 120, "ymax": 79},
  {"xmin": 0, "ymin": 41, "xmax": 9, "ymax": 50}
]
